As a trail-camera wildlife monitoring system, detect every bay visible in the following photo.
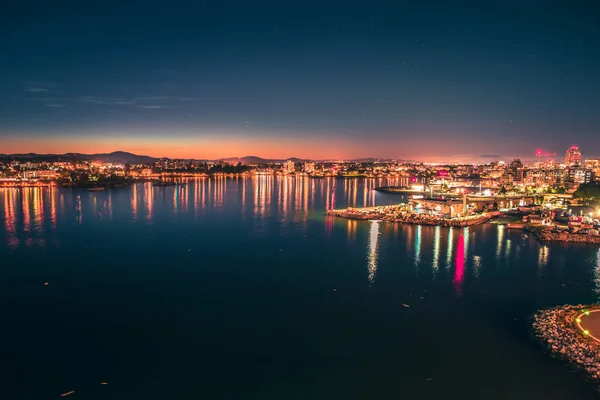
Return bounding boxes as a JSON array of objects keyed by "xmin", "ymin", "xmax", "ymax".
[{"xmin": 1, "ymin": 177, "xmax": 599, "ymax": 399}]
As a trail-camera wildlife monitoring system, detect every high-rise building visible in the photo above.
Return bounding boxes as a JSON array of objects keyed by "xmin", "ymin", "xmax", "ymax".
[
  {"xmin": 283, "ymin": 160, "xmax": 295, "ymax": 174},
  {"xmin": 564, "ymin": 145, "xmax": 582, "ymax": 167}
]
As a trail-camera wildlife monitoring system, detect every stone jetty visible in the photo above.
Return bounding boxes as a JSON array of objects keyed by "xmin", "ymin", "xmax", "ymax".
[
  {"xmin": 526, "ymin": 226, "xmax": 600, "ymax": 244},
  {"xmin": 537, "ymin": 230, "xmax": 600, "ymax": 244},
  {"xmin": 532, "ymin": 305, "xmax": 600, "ymax": 390}
]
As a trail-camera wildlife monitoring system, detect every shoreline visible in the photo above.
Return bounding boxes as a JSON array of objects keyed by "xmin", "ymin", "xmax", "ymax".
[
  {"xmin": 532, "ymin": 305, "xmax": 600, "ymax": 392},
  {"xmin": 525, "ymin": 226, "xmax": 600, "ymax": 244}
]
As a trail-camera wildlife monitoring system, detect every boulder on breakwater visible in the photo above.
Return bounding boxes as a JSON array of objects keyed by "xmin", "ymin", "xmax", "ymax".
[
  {"xmin": 532, "ymin": 305, "xmax": 600, "ymax": 389},
  {"xmin": 527, "ymin": 226, "xmax": 600, "ymax": 244}
]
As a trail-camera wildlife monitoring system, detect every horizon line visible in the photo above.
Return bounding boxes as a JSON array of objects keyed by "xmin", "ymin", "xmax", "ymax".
[{"xmin": 0, "ymin": 149, "xmax": 561, "ymax": 164}]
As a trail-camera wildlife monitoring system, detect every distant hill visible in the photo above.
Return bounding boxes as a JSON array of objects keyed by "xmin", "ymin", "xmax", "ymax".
[
  {"xmin": 241, "ymin": 156, "xmax": 269, "ymax": 164},
  {"xmin": 0, "ymin": 151, "xmax": 319, "ymax": 164},
  {"xmin": 349, "ymin": 158, "xmax": 395, "ymax": 163},
  {"xmin": 0, "ymin": 151, "xmax": 159, "ymax": 164},
  {"xmin": 215, "ymin": 156, "xmax": 310, "ymax": 165},
  {"xmin": 91, "ymin": 151, "xmax": 158, "ymax": 164}
]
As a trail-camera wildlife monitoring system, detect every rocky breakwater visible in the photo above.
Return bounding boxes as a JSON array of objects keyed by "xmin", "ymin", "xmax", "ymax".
[
  {"xmin": 328, "ymin": 206, "xmax": 495, "ymax": 227},
  {"xmin": 381, "ymin": 213, "xmax": 490, "ymax": 227},
  {"xmin": 536, "ymin": 229, "xmax": 600, "ymax": 244},
  {"xmin": 532, "ymin": 305, "xmax": 600, "ymax": 389}
]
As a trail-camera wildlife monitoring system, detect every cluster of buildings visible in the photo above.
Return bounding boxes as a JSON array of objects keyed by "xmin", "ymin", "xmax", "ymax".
[{"xmin": 0, "ymin": 145, "xmax": 598, "ymax": 192}]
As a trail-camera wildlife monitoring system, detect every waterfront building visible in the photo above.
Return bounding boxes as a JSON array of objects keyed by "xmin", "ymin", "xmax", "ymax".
[
  {"xmin": 303, "ymin": 162, "xmax": 315, "ymax": 174},
  {"xmin": 565, "ymin": 145, "xmax": 582, "ymax": 167},
  {"xmin": 21, "ymin": 170, "xmax": 58, "ymax": 180},
  {"xmin": 283, "ymin": 160, "xmax": 295, "ymax": 174}
]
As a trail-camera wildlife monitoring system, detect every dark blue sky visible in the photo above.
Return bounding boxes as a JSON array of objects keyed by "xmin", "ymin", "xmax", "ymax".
[{"xmin": 1, "ymin": 0, "xmax": 599, "ymax": 161}]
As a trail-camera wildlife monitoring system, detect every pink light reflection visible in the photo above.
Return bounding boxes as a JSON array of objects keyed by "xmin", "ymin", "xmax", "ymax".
[{"xmin": 453, "ymin": 235, "xmax": 465, "ymax": 296}]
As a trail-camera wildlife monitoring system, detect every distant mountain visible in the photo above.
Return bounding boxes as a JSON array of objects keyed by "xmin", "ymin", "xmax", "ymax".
[
  {"xmin": 90, "ymin": 151, "xmax": 159, "ymax": 164},
  {"xmin": 349, "ymin": 158, "xmax": 396, "ymax": 163},
  {"xmin": 286, "ymin": 157, "xmax": 310, "ymax": 163},
  {"xmin": 215, "ymin": 156, "xmax": 310, "ymax": 165},
  {"xmin": 1, "ymin": 151, "xmax": 159, "ymax": 164},
  {"xmin": 241, "ymin": 156, "xmax": 270, "ymax": 164},
  {"xmin": 0, "ymin": 151, "xmax": 328, "ymax": 164},
  {"xmin": 1, "ymin": 153, "xmax": 70, "ymax": 161}
]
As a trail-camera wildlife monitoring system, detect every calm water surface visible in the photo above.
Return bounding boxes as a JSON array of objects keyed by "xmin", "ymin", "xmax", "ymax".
[{"xmin": 2, "ymin": 177, "xmax": 600, "ymax": 399}]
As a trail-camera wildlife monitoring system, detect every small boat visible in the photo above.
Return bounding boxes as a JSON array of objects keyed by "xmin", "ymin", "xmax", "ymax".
[{"xmin": 86, "ymin": 187, "xmax": 106, "ymax": 192}]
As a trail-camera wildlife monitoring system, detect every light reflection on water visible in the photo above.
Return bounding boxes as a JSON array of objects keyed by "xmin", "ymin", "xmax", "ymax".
[
  {"xmin": 414, "ymin": 224, "xmax": 422, "ymax": 268},
  {"xmin": 496, "ymin": 224, "xmax": 504, "ymax": 260},
  {"xmin": 538, "ymin": 245, "xmax": 550, "ymax": 268},
  {"xmin": 367, "ymin": 220, "xmax": 380, "ymax": 285},
  {"xmin": 446, "ymin": 227, "xmax": 454, "ymax": 268},
  {"xmin": 454, "ymin": 234, "xmax": 465, "ymax": 295},
  {"xmin": 432, "ymin": 225, "xmax": 441, "ymax": 274},
  {"xmin": 1, "ymin": 177, "xmax": 599, "ymax": 297},
  {"xmin": 3, "ymin": 177, "xmax": 600, "ymax": 400}
]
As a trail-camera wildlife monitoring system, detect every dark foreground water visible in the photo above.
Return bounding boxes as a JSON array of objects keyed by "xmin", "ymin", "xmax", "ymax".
[{"xmin": 2, "ymin": 177, "xmax": 600, "ymax": 400}]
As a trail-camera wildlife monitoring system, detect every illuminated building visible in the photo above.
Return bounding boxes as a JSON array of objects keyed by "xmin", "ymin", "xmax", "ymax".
[
  {"xmin": 283, "ymin": 160, "xmax": 295, "ymax": 174},
  {"xmin": 584, "ymin": 159, "xmax": 600, "ymax": 181},
  {"xmin": 565, "ymin": 145, "xmax": 582, "ymax": 167},
  {"xmin": 566, "ymin": 166, "xmax": 594, "ymax": 188},
  {"xmin": 303, "ymin": 162, "xmax": 315, "ymax": 174},
  {"xmin": 21, "ymin": 170, "xmax": 58, "ymax": 180}
]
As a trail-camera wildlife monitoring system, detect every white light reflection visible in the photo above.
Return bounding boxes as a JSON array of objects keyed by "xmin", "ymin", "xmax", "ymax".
[
  {"xmin": 347, "ymin": 219, "xmax": 357, "ymax": 243},
  {"xmin": 432, "ymin": 226, "xmax": 441, "ymax": 273},
  {"xmin": 463, "ymin": 227, "xmax": 469, "ymax": 262},
  {"xmin": 473, "ymin": 255, "xmax": 482, "ymax": 279},
  {"xmin": 538, "ymin": 245, "xmax": 549, "ymax": 268},
  {"xmin": 446, "ymin": 227, "xmax": 454, "ymax": 267},
  {"xmin": 367, "ymin": 220, "xmax": 381, "ymax": 285},
  {"xmin": 504, "ymin": 239, "xmax": 511, "ymax": 260},
  {"xmin": 496, "ymin": 225, "xmax": 504, "ymax": 260},
  {"xmin": 132, "ymin": 183, "xmax": 138, "ymax": 219},
  {"xmin": 414, "ymin": 225, "xmax": 422, "ymax": 268}
]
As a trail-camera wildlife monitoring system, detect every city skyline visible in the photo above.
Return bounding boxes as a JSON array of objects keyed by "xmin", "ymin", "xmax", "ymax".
[
  {"xmin": 0, "ymin": 144, "xmax": 596, "ymax": 166},
  {"xmin": 2, "ymin": 1, "xmax": 599, "ymax": 160}
]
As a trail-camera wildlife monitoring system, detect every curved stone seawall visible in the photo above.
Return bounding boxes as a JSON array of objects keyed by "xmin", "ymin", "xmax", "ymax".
[
  {"xmin": 534, "ymin": 230, "xmax": 600, "ymax": 244},
  {"xmin": 532, "ymin": 305, "xmax": 600, "ymax": 390}
]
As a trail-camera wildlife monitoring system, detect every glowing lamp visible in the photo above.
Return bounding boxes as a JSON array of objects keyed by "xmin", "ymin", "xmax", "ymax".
[
  {"xmin": 576, "ymin": 318, "xmax": 582, "ymax": 323},
  {"xmin": 584, "ymin": 330, "xmax": 590, "ymax": 335},
  {"xmin": 586, "ymin": 311, "xmax": 590, "ymax": 316}
]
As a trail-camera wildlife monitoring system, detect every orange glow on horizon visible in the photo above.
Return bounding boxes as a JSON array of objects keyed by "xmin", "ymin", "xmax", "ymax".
[{"xmin": 0, "ymin": 134, "xmax": 516, "ymax": 161}]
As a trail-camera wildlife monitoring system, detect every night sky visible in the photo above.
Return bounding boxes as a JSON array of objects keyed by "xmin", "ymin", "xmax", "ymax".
[{"xmin": 1, "ymin": 0, "xmax": 599, "ymax": 161}]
